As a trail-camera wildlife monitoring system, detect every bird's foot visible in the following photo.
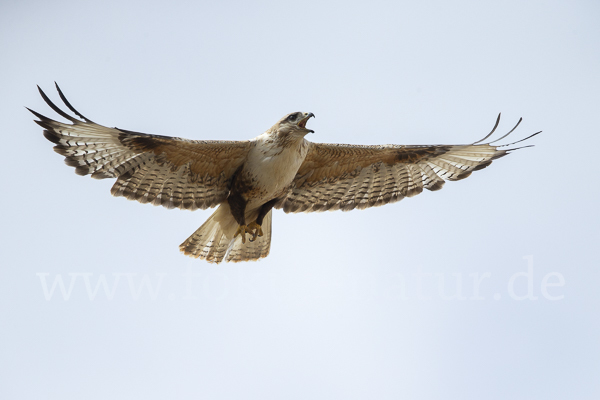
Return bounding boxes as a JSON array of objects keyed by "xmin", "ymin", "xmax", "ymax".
[
  {"xmin": 234, "ymin": 225, "xmax": 252, "ymax": 244},
  {"xmin": 247, "ymin": 221, "xmax": 263, "ymax": 242}
]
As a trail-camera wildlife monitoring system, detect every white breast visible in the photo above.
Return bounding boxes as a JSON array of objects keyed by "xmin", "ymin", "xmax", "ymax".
[{"xmin": 244, "ymin": 135, "xmax": 309, "ymax": 206}]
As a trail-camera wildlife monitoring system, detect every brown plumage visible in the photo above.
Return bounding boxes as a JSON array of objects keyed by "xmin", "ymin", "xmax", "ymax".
[{"xmin": 31, "ymin": 83, "xmax": 540, "ymax": 263}]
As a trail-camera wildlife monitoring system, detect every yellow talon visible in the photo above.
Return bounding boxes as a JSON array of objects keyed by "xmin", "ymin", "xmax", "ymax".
[
  {"xmin": 234, "ymin": 225, "xmax": 250, "ymax": 244},
  {"xmin": 247, "ymin": 221, "xmax": 263, "ymax": 242},
  {"xmin": 234, "ymin": 222, "xmax": 263, "ymax": 244}
]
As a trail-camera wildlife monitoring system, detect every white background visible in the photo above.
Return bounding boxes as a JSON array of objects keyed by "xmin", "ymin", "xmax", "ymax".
[{"xmin": 1, "ymin": 1, "xmax": 599, "ymax": 398}]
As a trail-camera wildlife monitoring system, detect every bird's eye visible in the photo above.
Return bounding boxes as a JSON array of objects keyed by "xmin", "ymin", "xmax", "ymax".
[{"xmin": 287, "ymin": 114, "xmax": 297, "ymax": 121}]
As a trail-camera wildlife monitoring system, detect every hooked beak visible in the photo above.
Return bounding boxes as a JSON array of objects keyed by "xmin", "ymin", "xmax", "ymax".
[{"xmin": 298, "ymin": 112, "xmax": 315, "ymax": 133}]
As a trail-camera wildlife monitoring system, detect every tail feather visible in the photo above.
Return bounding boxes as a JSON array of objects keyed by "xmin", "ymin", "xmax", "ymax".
[
  {"xmin": 179, "ymin": 204, "xmax": 272, "ymax": 263},
  {"xmin": 225, "ymin": 210, "xmax": 272, "ymax": 262}
]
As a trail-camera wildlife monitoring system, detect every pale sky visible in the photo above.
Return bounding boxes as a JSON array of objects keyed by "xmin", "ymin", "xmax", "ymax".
[{"xmin": 1, "ymin": 1, "xmax": 599, "ymax": 399}]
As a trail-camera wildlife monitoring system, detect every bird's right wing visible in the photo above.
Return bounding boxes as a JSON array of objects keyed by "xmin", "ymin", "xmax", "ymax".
[{"xmin": 30, "ymin": 84, "xmax": 254, "ymax": 210}]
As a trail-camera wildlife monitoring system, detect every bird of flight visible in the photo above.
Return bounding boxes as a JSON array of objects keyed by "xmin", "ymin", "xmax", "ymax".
[{"xmin": 30, "ymin": 84, "xmax": 539, "ymax": 263}]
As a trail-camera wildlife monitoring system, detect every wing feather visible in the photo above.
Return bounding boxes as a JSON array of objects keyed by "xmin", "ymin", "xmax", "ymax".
[
  {"xmin": 276, "ymin": 116, "xmax": 537, "ymax": 213},
  {"xmin": 31, "ymin": 84, "xmax": 253, "ymax": 210}
]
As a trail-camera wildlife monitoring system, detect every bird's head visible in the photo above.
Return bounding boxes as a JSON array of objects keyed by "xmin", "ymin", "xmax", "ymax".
[{"xmin": 272, "ymin": 112, "xmax": 315, "ymax": 139}]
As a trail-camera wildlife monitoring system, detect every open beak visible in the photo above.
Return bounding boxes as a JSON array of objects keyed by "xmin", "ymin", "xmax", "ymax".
[{"xmin": 298, "ymin": 112, "xmax": 315, "ymax": 132}]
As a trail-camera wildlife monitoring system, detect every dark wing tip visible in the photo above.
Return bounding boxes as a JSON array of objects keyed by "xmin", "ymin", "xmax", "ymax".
[
  {"xmin": 472, "ymin": 160, "xmax": 493, "ymax": 171},
  {"xmin": 428, "ymin": 181, "xmax": 445, "ymax": 191},
  {"xmin": 74, "ymin": 166, "xmax": 90, "ymax": 176},
  {"xmin": 54, "ymin": 82, "xmax": 95, "ymax": 123},
  {"xmin": 454, "ymin": 170, "xmax": 473, "ymax": 180},
  {"xmin": 472, "ymin": 114, "xmax": 540, "ymax": 149},
  {"xmin": 43, "ymin": 129, "xmax": 61, "ymax": 144},
  {"xmin": 499, "ymin": 131, "xmax": 542, "ymax": 149},
  {"xmin": 35, "ymin": 84, "xmax": 78, "ymax": 123},
  {"xmin": 472, "ymin": 113, "xmax": 501, "ymax": 145},
  {"xmin": 26, "ymin": 107, "xmax": 50, "ymax": 121},
  {"xmin": 488, "ymin": 117, "xmax": 523, "ymax": 145}
]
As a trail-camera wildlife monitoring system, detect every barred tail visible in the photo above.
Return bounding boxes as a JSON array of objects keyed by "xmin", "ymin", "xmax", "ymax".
[{"xmin": 179, "ymin": 204, "xmax": 272, "ymax": 263}]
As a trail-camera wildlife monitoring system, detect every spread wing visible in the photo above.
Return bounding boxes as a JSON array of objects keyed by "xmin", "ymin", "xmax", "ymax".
[
  {"xmin": 276, "ymin": 116, "xmax": 539, "ymax": 213},
  {"xmin": 30, "ymin": 84, "xmax": 253, "ymax": 210}
]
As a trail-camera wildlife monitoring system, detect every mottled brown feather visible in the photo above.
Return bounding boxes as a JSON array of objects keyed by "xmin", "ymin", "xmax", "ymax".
[
  {"xmin": 31, "ymin": 87, "xmax": 253, "ymax": 211},
  {"xmin": 275, "ymin": 142, "xmax": 508, "ymax": 213}
]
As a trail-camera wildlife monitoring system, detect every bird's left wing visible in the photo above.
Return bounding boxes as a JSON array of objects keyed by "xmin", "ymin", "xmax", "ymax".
[
  {"xmin": 30, "ymin": 84, "xmax": 253, "ymax": 210},
  {"xmin": 275, "ymin": 116, "xmax": 538, "ymax": 213}
]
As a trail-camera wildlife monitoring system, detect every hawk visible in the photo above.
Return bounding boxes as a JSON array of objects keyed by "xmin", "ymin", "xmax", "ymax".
[{"xmin": 30, "ymin": 84, "xmax": 539, "ymax": 263}]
